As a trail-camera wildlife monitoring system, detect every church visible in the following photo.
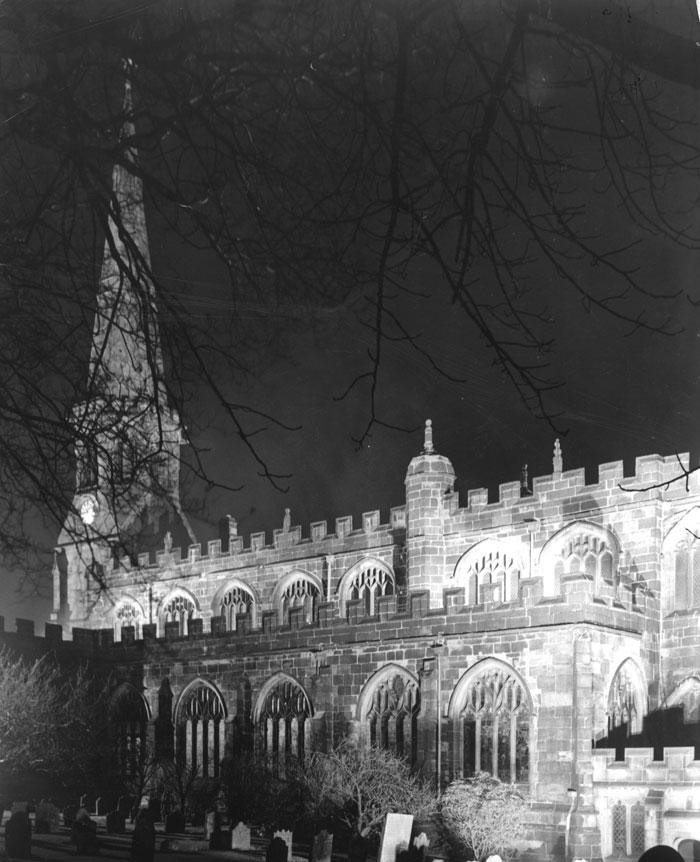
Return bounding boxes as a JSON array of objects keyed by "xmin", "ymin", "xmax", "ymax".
[{"xmin": 4, "ymin": 79, "xmax": 700, "ymax": 862}]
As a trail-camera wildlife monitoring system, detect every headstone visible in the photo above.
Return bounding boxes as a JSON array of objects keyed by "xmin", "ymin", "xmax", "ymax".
[
  {"xmin": 131, "ymin": 809, "xmax": 156, "ymax": 862},
  {"xmin": 106, "ymin": 809, "xmax": 126, "ymax": 834},
  {"xmin": 268, "ymin": 835, "xmax": 290, "ymax": 862},
  {"xmin": 310, "ymin": 829, "xmax": 333, "ymax": 862},
  {"xmin": 165, "ymin": 809, "xmax": 186, "ymax": 833},
  {"xmin": 118, "ymin": 795, "xmax": 132, "ymax": 816},
  {"xmin": 205, "ymin": 810, "xmax": 218, "ymax": 843},
  {"xmin": 408, "ymin": 833, "xmax": 430, "ymax": 862},
  {"xmin": 5, "ymin": 810, "xmax": 31, "ymax": 859},
  {"xmin": 378, "ymin": 813, "xmax": 414, "ymax": 862},
  {"xmin": 71, "ymin": 809, "xmax": 99, "ymax": 855},
  {"xmin": 231, "ymin": 822, "xmax": 252, "ymax": 851},
  {"xmin": 274, "ymin": 829, "xmax": 293, "ymax": 862},
  {"xmin": 34, "ymin": 799, "xmax": 59, "ymax": 833},
  {"xmin": 63, "ymin": 804, "xmax": 78, "ymax": 827},
  {"xmin": 93, "ymin": 796, "xmax": 102, "ymax": 816},
  {"xmin": 79, "ymin": 793, "xmax": 87, "ymax": 810}
]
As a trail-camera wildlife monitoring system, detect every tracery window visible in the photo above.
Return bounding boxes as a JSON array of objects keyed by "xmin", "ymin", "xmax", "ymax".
[
  {"xmin": 280, "ymin": 576, "xmax": 320, "ymax": 624},
  {"xmin": 343, "ymin": 561, "xmax": 395, "ymax": 616},
  {"xmin": 608, "ymin": 659, "xmax": 646, "ymax": 736},
  {"xmin": 612, "ymin": 802, "xmax": 627, "ymax": 855},
  {"xmin": 453, "ymin": 663, "xmax": 530, "ymax": 783},
  {"xmin": 456, "ymin": 546, "xmax": 521, "ymax": 605},
  {"xmin": 257, "ymin": 677, "xmax": 311, "ymax": 776},
  {"xmin": 110, "ymin": 684, "xmax": 148, "ymax": 781},
  {"xmin": 673, "ymin": 540, "xmax": 700, "ymax": 610},
  {"xmin": 630, "ymin": 801, "xmax": 645, "ymax": 855},
  {"xmin": 363, "ymin": 670, "xmax": 420, "ymax": 763},
  {"xmin": 219, "ymin": 586, "xmax": 254, "ymax": 631},
  {"xmin": 114, "ymin": 600, "xmax": 143, "ymax": 640},
  {"xmin": 176, "ymin": 684, "xmax": 226, "ymax": 778},
  {"xmin": 555, "ymin": 533, "xmax": 614, "ymax": 582},
  {"xmin": 161, "ymin": 593, "xmax": 196, "ymax": 636}
]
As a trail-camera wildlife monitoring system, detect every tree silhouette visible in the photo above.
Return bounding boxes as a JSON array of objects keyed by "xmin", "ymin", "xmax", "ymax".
[{"xmin": 0, "ymin": 0, "xmax": 697, "ymax": 590}]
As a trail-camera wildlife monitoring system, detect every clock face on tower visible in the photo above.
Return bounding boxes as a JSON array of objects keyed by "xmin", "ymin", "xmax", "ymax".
[{"xmin": 79, "ymin": 494, "xmax": 99, "ymax": 526}]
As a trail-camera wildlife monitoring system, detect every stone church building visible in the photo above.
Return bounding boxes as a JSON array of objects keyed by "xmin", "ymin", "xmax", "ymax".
[{"xmin": 3, "ymin": 82, "xmax": 700, "ymax": 862}]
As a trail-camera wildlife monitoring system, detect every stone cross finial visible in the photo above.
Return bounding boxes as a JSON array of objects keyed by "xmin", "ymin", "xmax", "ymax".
[
  {"xmin": 553, "ymin": 438, "xmax": 563, "ymax": 475},
  {"xmin": 283, "ymin": 508, "xmax": 291, "ymax": 532},
  {"xmin": 520, "ymin": 463, "xmax": 530, "ymax": 494},
  {"xmin": 423, "ymin": 419, "xmax": 434, "ymax": 455}
]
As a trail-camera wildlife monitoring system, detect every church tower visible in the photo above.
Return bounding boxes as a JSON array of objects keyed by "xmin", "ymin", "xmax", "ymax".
[{"xmin": 52, "ymin": 71, "xmax": 194, "ymax": 627}]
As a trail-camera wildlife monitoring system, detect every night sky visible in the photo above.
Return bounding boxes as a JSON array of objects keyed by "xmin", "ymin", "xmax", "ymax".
[{"xmin": 2, "ymin": 0, "xmax": 700, "ymax": 627}]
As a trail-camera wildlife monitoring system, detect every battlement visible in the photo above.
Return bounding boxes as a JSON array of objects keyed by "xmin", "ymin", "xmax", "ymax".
[
  {"xmin": 131, "ymin": 506, "xmax": 407, "ymax": 571},
  {"xmin": 2, "ymin": 566, "xmax": 649, "ymax": 656},
  {"xmin": 461, "ymin": 451, "xmax": 698, "ymax": 514},
  {"xmin": 593, "ymin": 746, "xmax": 700, "ymax": 785}
]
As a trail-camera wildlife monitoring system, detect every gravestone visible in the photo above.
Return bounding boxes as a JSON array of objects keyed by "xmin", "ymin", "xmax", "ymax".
[
  {"xmin": 5, "ymin": 810, "xmax": 31, "ymax": 859},
  {"xmin": 62, "ymin": 804, "xmax": 78, "ymax": 827},
  {"xmin": 310, "ymin": 829, "xmax": 333, "ymax": 862},
  {"xmin": 274, "ymin": 829, "xmax": 293, "ymax": 862},
  {"xmin": 231, "ymin": 821, "xmax": 252, "ymax": 851},
  {"xmin": 117, "ymin": 795, "xmax": 132, "ymax": 817},
  {"xmin": 411, "ymin": 833, "xmax": 430, "ymax": 862},
  {"xmin": 34, "ymin": 800, "xmax": 59, "ymax": 833},
  {"xmin": 71, "ymin": 810, "xmax": 99, "ymax": 855},
  {"xmin": 378, "ymin": 813, "xmax": 414, "ymax": 862},
  {"xmin": 106, "ymin": 809, "xmax": 126, "ymax": 834},
  {"xmin": 165, "ymin": 809, "xmax": 186, "ymax": 833},
  {"xmin": 268, "ymin": 835, "xmax": 290, "ymax": 862},
  {"xmin": 205, "ymin": 810, "xmax": 218, "ymax": 844}
]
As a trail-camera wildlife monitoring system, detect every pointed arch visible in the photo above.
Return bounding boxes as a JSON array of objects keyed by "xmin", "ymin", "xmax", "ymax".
[
  {"xmin": 607, "ymin": 658, "xmax": 647, "ymax": 736},
  {"xmin": 448, "ymin": 658, "xmax": 532, "ymax": 783},
  {"xmin": 336, "ymin": 556, "xmax": 396, "ymax": 617},
  {"xmin": 112, "ymin": 595, "xmax": 146, "ymax": 640},
  {"xmin": 109, "ymin": 682, "xmax": 150, "ymax": 781},
  {"xmin": 452, "ymin": 540, "xmax": 525, "ymax": 604},
  {"xmin": 158, "ymin": 587, "xmax": 199, "ymax": 636},
  {"xmin": 174, "ymin": 678, "xmax": 227, "ymax": 778},
  {"xmin": 538, "ymin": 520, "xmax": 621, "ymax": 595},
  {"xmin": 254, "ymin": 673, "xmax": 313, "ymax": 775},
  {"xmin": 356, "ymin": 664, "xmax": 420, "ymax": 763},
  {"xmin": 212, "ymin": 576, "xmax": 259, "ymax": 630},
  {"xmin": 272, "ymin": 569, "xmax": 323, "ymax": 625},
  {"xmin": 662, "ymin": 508, "xmax": 700, "ymax": 613}
]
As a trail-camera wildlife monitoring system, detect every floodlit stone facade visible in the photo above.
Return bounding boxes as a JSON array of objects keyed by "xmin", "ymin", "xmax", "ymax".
[{"xmin": 3, "ymin": 82, "xmax": 700, "ymax": 862}]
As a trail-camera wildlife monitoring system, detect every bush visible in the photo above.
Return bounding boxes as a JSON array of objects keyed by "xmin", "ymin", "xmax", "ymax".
[
  {"xmin": 299, "ymin": 742, "xmax": 436, "ymax": 841},
  {"xmin": 440, "ymin": 773, "xmax": 527, "ymax": 861}
]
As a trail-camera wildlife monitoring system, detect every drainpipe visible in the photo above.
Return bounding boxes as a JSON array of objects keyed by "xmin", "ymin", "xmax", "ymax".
[{"xmin": 431, "ymin": 635, "xmax": 447, "ymax": 792}]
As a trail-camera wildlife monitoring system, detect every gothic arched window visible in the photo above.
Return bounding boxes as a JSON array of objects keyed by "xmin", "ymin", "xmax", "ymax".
[
  {"xmin": 256, "ymin": 676, "xmax": 312, "ymax": 776},
  {"xmin": 453, "ymin": 542, "xmax": 523, "ymax": 605},
  {"xmin": 673, "ymin": 541, "xmax": 700, "ymax": 610},
  {"xmin": 450, "ymin": 661, "xmax": 531, "ymax": 783},
  {"xmin": 114, "ymin": 599, "xmax": 143, "ymax": 640},
  {"xmin": 539, "ymin": 522, "xmax": 620, "ymax": 595},
  {"xmin": 612, "ymin": 802, "xmax": 627, "ymax": 855},
  {"xmin": 359, "ymin": 667, "xmax": 420, "ymax": 764},
  {"xmin": 176, "ymin": 683, "xmax": 226, "ymax": 778},
  {"xmin": 110, "ymin": 684, "xmax": 149, "ymax": 781},
  {"xmin": 339, "ymin": 559, "xmax": 395, "ymax": 617},
  {"xmin": 608, "ymin": 659, "xmax": 646, "ymax": 736},
  {"xmin": 161, "ymin": 593, "xmax": 196, "ymax": 636},
  {"xmin": 279, "ymin": 575, "xmax": 320, "ymax": 624},
  {"xmin": 219, "ymin": 585, "xmax": 255, "ymax": 631}
]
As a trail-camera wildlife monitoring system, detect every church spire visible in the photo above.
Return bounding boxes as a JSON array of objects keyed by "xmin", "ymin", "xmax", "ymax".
[{"xmin": 87, "ymin": 62, "xmax": 163, "ymax": 403}]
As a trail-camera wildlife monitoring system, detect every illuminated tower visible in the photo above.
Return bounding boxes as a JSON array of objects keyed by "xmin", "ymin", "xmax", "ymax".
[{"xmin": 52, "ymin": 72, "xmax": 194, "ymax": 627}]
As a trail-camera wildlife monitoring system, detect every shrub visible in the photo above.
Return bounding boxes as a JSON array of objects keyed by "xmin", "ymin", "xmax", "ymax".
[{"xmin": 440, "ymin": 773, "xmax": 527, "ymax": 861}]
